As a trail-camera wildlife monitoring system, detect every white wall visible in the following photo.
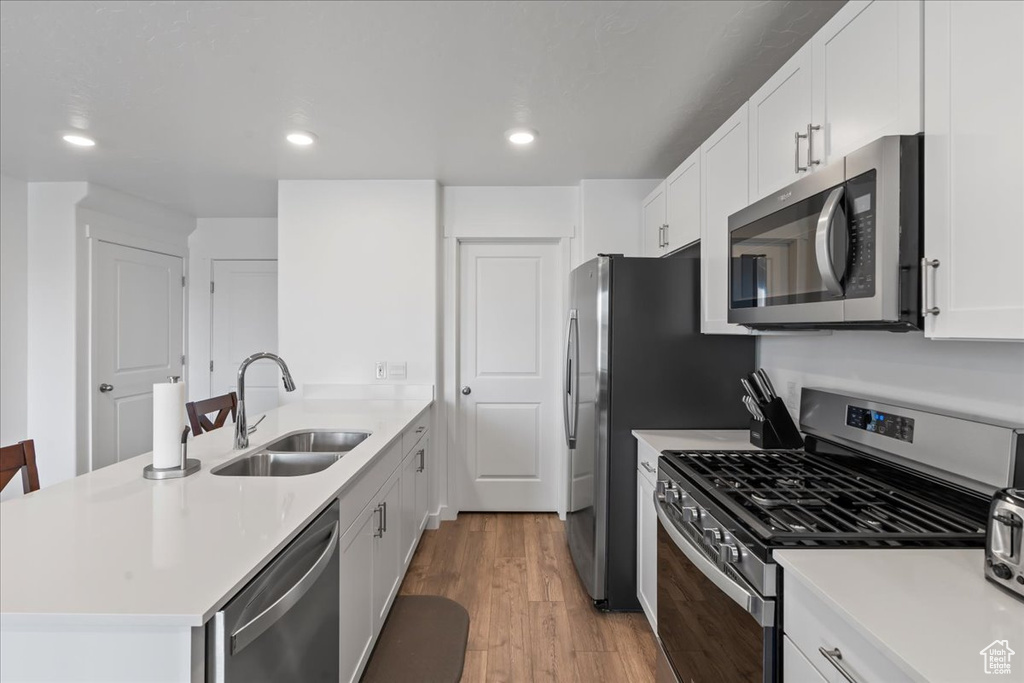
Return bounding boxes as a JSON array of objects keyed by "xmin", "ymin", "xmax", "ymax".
[
  {"xmin": 1, "ymin": 174, "xmax": 29, "ymax": 499},
  {"xmin": 278, "ymin": 180, "xmax": 440, "ymax": 390},
  {"xmin": 761, "ymin": 333, "xmax": 1024, "ymax": 424},
  {"xmin": 443, "ymin": 185, "xmax": 578, "ymax": 238},
  {"xmin": 186, "ymin": 217, "xmax": 277, "ymax": 401},
  {"xmin": 575, "ymin": 179, "xmax": 659, "ymax": 266}
]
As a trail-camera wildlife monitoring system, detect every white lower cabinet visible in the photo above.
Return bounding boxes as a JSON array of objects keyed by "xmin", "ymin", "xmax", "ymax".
[
  {"xmin": 339, "ymin": 408, "xmax": 433, "ymax": 683},
  {"xmin": 636, "ymin": 440, "xmax": 659, "ymax": 632},
  {"xmin": 783, "ymin": 635, "xmax": 827, "ymax": 682},
  {"xmin": 338, "ymin": 499, "xmax": 377, "ymax": 683},
  {"xmin": 784, "ymin": 571, "xmax": 912, "ymax": 683}
]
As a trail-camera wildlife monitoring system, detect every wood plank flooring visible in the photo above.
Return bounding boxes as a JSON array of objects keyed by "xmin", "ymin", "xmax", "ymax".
[{"xmin": 399, "ymin": 513, "xmax": 658, "ymax": 683}]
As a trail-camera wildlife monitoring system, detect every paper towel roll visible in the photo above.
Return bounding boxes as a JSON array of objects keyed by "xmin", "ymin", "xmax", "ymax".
[{"xmin": 153, "ymin": 378, "xmax": 185, "ymax": 469}]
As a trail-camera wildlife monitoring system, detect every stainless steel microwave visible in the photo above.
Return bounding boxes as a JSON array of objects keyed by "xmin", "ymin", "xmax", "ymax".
[{"xmin": 728, "ymin": 135, "xmax": 923, "ymax": 331}]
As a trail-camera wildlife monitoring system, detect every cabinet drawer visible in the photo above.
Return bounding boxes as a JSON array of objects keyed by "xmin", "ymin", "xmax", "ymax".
[
  {"xmin": 785, "ymin": 573, "xmax": 912, "ymax": 683},
  {"xmin": 636, "ymin": 441, "xmax": 660, "ymax": 485},
  {"xmin": 402, "ymin": 410, "xmax": 430, "ymax": 455},
  {"xmin": 784, "ymin": 635, "xmax": 827, "ymax": 682}
]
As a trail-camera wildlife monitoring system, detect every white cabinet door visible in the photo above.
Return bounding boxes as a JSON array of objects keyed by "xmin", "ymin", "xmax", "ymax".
[
  {"xmin": 636, "ymin": 473, "xmax": 657, "ymax": 633},
  {"xmin": 399, "ymin": 447, "xmax": 419, "ymax": 569},
  {"xmin": 924, "ymin": 0, "xmax": 1024, "ymax": 341},
  {"xmin": 372, "ymin": 469, "xmax": 403, "ymax": 628},
  {"xmin": 812, "ymin": 0, "xmax": 923, "ymax": 165},
  {"xmin": 749, "ymin": 43, "xmax": 815, "ymax": 200},
  {"xmin": 665, "ymin": 150, "xmax": 701, "ymax": 251},
  {"xmin": 701, "ymin": 104, "xmax": 752, "ymax": 336},
  {"xmin": 642, "ymin": 182, "xmax": 667, "ymax": 257},
  {"xmin": 415, "ymin": 435, "xmax": 430, "ymax": 533},
  {"xmin": 339, "ymin": 502, "xmax": 377, "ymax": 683}
]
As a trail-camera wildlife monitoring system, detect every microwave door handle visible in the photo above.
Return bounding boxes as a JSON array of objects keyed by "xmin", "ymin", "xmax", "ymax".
[
  {"xmin": 656, "ymin": 502, "xmax": 774, "ymax": 628},
  {"xmin": 815, "ymin": 186, "xmax": 848, "ymax": 297}
]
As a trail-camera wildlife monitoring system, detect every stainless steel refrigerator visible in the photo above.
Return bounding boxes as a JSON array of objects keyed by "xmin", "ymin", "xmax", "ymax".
[{"xmin": 564, "ymin": 248, "xmax": 755, "ymax": 610}]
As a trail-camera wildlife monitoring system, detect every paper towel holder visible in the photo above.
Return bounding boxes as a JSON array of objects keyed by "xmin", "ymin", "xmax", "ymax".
[{"xmin": 144, "ymin": 425, "xmax": 201, "ymax": 480}]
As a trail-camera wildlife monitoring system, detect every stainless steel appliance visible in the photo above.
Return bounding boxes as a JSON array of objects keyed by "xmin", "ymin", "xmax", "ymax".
[
  {"xmin": 655, "ymin": 389, "xmax": 1022, "ymax": 682},
  {"xmin": 986, "ymin": 488, "xmax": 1024, "ymax": 600},
  {"xmin": 207, "ymin": 501, "xmax": 340, "ymax": 682},
  {"xmin": 728, "ymin": 135, "xmax": 922, "ymax": 331},
  {"xmin": 564, "ymin": 249, "xmax": 755, "ymax": 610}
]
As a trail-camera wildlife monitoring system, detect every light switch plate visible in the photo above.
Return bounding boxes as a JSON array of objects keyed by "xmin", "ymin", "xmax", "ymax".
[
  {"xmin": 388, "ymin": 362, "xmax": 407, "ymax": 380},
  {"xmin": 375, "ymin": 362, "xmax": 387, "ymax": 380}
]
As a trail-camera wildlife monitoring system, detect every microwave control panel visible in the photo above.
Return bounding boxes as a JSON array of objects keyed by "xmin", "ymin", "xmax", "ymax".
[
  {"xmin": 845, "ymin": 170, "xmax": 876, "ymax": 299},
  {"xmin": 846, "ymin": 405, "xmax": 915, "ymax": 443}
]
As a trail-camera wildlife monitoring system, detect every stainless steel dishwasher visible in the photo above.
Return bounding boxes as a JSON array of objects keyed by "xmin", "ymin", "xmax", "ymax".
[{"xmin": 207, "ymin": 501, "xmax": 340, "ymax": 682}]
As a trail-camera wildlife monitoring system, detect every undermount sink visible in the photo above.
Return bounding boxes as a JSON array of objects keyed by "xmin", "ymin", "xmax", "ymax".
[
  {"xmin": 212, "ymin": 430, "xmax": 371, "ymax": 477},
  {"xmin": 263, "ymin": 430, "xmax": 370, "ymax": 454}
]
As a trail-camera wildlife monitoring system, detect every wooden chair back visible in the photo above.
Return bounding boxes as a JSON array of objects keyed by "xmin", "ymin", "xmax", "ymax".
[
  {"xmin": 185, "ymin": 392, "xmax": 238, "ymax": 436},
  {"xmin": 1, "ymin": 439, "xmax": 41, "ymax": 494}
]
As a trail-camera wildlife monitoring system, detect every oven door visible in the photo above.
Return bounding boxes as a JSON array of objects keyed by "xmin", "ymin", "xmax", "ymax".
[
  {"xmin": 728, "ymin": 161, "xmax": 848, "ymax": 327},
  {"xmin": 656, "ymin": 502, "xmax": 776, "ymax": 683}
]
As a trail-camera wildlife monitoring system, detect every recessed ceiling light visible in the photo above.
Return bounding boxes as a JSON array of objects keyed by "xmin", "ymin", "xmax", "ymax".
[
  {"xmin": 507, "ymin": 128, "xmax": 537, "ymax": 146},
  {"xmin": 286, "ymin": 131, "xmax": 317, "ymax": 146},
  {"xmin": 62, "ymin": 134, "xmax": 95, "ymax": 147}
]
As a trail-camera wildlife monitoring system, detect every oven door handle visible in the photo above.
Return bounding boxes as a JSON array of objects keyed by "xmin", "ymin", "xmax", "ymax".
[
  {"xmin": 656, "ymin": 502, "xmax": 774, "ymax": 628},
  {"xmin": 815, "ymin": 185, "xmax": 848, "ymax": 297}
]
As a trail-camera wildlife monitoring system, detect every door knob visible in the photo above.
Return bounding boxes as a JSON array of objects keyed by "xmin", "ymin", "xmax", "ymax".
[
  {"xmin": 461, "ymin": 386, "xmax": 472, "ymax": 395},
  {"xmin": 99, "ymin": 383, "xmax": 114, "ymax": 393}
]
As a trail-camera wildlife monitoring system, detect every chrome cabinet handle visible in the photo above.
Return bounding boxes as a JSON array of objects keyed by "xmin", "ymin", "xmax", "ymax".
[
  {"xmin": 807, "ymin": 123, "xmax": 822, "ymax": 167},
  {"xmin": 922, "ymin": 258, "xmax": 941, "ymax": 315},
  {"xmin": 795, "ymin": 130, "xmax": 809, "ymax": 172},
  {"xmin": 417, "ymin": 448, "xmax": 425, "ymax": 473},
  {"xmin": 818, "ymin": 647, "xmax": 860, "ymax": 683},
  {"xmin": 661, "ymin": 224, "xmax": 669, "ymax": 249},
  {"xmin": 374, "ymin": 504, "xmax": 384, "ymax": 538},
  {"xmin": 415, "ymin": 426, "xmax": 426, "ymax": 434},
  {"xmin": 99, "ymin": 383, "xmax": 114, "ymax": 393},
  {"xmin": 381, "ymin": 501, "xmax": 388, "ymax": 534},
  {"xmin": 641, "ymin": 461, "xmax": 657, "ymax": 474},
  {"xmin": 815, "ymin": 186, "xmax": 848, "ymax": 296},
  {"xmin": 231, "ymin": 521, "xmax": 340, "ymax": 654}
]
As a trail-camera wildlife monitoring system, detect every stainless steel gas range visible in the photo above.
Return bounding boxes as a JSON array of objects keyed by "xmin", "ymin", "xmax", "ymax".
[{"xmin": 654, "ymin": 389, "xmax": 1023, "ymax": 683}]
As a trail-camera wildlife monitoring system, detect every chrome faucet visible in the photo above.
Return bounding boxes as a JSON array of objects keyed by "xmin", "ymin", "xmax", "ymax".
[{"xmin": 235, "ymin": 352, "xmax": 296, "ymax": 449}]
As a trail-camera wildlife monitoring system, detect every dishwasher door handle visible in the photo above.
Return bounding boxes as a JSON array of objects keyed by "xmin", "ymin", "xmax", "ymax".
[{"xmin": 230, "ymin": 521, "xmax": 340, "ymax": 654}]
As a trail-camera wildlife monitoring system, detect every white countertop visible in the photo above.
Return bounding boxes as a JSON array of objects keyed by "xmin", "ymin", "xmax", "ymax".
[
  {"xmin": 0, "ymin": 398, "xmax": 431, "ymax": 628},
  {"xmin": 632, "ymin": 429, "xmax": 761, "ymax": 453},
  {"xmin": 776, "ymin": 548, "xmax": 1024, "ymax": 683}
]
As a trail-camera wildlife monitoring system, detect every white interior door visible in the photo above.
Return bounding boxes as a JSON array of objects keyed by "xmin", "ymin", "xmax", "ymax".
[
  {"xmin": 458, "ymin": 241, "xmax": 562, "ymax": 511},
  {"xmin": 210, "ymin": 260, "xmax": 279, "ymax": 417},
  {"xmin": 92, "ymin": 241, "xmax": 184, "ymax": 470}
]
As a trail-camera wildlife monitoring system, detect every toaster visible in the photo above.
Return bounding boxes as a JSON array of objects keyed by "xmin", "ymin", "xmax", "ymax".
[{"xmin": 985, "ymin": 488, "xmax": 1024, "ymax": 600}]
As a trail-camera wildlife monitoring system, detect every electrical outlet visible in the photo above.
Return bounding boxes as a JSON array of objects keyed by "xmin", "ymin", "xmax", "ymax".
[
  {"xmin": 786, "ymin": 381, "xmax": 799, "ymax": 408},
  {"xmin": 375, "ymin": 362, "xmax": 387, "ymax": 380}
]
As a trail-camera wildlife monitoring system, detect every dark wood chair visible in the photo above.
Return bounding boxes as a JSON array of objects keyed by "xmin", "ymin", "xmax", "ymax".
[
  {"xmin": 185, "ymin": 392, "xmax": 238, "ymax": 436},
  {"xmin": 1, "ymin": 439, "xmax": 41, "ymax": 494}
]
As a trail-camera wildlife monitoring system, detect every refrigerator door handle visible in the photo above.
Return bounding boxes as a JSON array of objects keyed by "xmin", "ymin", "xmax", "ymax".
[{"xmin": 563, "ymin": 309, "xmax": 578, "ymax": 448}]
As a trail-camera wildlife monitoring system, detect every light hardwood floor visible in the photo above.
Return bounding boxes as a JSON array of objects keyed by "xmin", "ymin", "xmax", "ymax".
[{"xmin": 399, "ymin": 513, "xmax": 658, "ymax": 683}]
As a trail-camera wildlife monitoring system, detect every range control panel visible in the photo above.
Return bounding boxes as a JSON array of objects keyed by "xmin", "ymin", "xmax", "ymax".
[{"xmin": 846, "ymin": 405, "xmax": 915, "ymax": 443}]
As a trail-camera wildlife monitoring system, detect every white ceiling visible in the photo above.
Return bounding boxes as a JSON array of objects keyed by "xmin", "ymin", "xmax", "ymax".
[{"xmin": 0, "ymin": 1, "xmax": 844, "ymax": 217}]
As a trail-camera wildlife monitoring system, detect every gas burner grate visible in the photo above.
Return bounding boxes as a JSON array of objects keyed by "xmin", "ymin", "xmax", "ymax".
[{"xmin": 669, "ymin": 450, "xmax": 986, "ymax": 543}]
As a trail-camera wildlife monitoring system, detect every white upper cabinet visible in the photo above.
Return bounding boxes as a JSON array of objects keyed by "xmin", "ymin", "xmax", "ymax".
[
  {"xmin": 749, "ymin": 43, "xmax": 815, "ymax": 200},
  {"xmin": 701, "ymin": 103, "xmax": 752, "ymax": 336},
  {"xmin": 642, "ymin": 181, "xmax": 667, "ymax": 258},
  {"xmin": 665, "ymin": 149, "xmax": 701, "ymax": 252},
  {"xmin": 923, "ymin": 1, "xmax": 1024, "ymax": 340},
  {"xmin": 812, "ymin": 0, "xmax": 923, "ymax": 165}
]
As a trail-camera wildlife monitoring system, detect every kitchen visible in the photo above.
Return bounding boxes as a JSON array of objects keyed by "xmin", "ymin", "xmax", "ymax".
[{"xmin": 0, "ymin": 1, "xmax": 1022, "ymax": 682}]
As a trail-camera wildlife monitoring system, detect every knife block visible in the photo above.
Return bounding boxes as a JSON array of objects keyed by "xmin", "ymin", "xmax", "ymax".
[{"xmin": 749, "ymin": 397, "xmax": 804, "ymax": 449}]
